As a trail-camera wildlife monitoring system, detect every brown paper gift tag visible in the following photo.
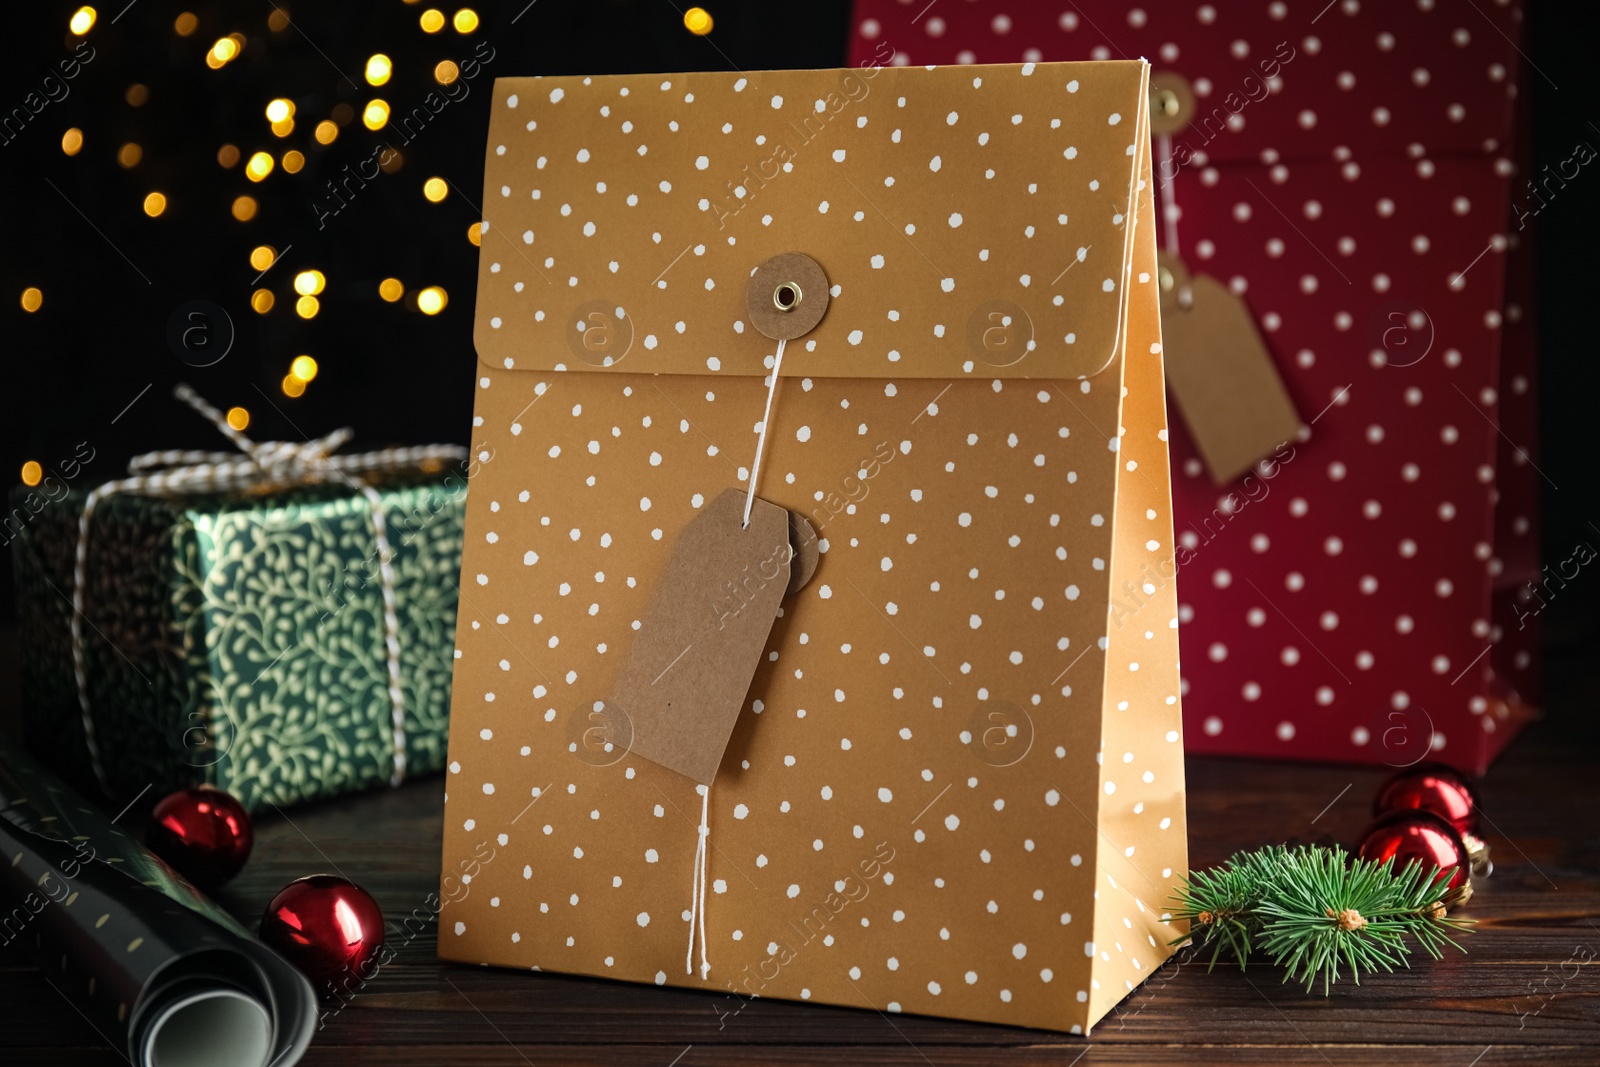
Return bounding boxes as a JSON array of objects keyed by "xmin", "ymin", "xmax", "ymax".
[
  {"xmin": 612, "ymin": 489, "xmax": 792, "ymax": 785},
  {"xmin": 1158, "ymin": 252, "xmax": 1302, "ymax": 484}
]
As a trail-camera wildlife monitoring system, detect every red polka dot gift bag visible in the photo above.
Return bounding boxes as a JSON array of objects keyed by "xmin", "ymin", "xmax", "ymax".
[
  {"xmin": 442, "ymin": 63, "xmax": 1188, "ymax": 1033},
  {"xmin": 849, "ymin": 0, "xmax": 1542, "ymax": 772}
]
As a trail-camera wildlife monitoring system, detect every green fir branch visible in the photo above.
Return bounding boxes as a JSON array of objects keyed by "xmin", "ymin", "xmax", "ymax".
[{"xmin": 1164, "ymin": 844, "xmax": 1471, "ymax": 994}]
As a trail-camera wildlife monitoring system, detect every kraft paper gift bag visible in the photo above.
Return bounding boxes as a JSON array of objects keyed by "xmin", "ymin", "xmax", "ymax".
[{"xmin": 440, "ymin": 59, "xmax": 1188, "ymax": 1034}]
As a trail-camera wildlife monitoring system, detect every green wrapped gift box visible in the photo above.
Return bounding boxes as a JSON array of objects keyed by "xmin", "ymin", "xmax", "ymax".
[{"xmin": 9, "ymin": 473, "xmax": 466, "ymax": 811}]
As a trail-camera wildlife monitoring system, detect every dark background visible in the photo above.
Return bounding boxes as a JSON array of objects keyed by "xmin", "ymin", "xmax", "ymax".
[{"xmin": 2, "ymin": 0, "xmax": 1596, "ymax": 653}]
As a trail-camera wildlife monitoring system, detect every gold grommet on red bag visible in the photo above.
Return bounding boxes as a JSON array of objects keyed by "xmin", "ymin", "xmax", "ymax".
[
  {"xmin": 747, "ymin": 252, "xmax": 829, "ymax": 341},
  {"xmin": 1149, "ymin": 72, "xmax": 1196, "ymax": 137}
]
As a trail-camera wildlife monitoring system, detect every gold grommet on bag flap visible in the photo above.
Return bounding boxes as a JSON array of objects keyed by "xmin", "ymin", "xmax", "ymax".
[
  {"xmin": 1148, "ymin": 71, "xmax": 1196, "ymax": 137},
  {"xmin": 772, "ymin": 281, "xmax": 802, "ymax": 313},
  {"xmin": 747, "ymin": 252, "xmax": 829, "ymax": 341}
]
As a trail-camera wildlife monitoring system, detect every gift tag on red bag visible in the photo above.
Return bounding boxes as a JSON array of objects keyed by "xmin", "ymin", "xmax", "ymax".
[
  {"xmin": 612, "ymin": 488, "xmax": 815, "ymax": 784},
  {"xmin": 1158, "ymin": 252, "xmax": 1304, "ymax": 485}
]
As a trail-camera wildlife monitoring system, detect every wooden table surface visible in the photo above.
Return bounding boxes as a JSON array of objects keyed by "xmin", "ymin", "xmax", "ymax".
[{"xmin": 3, "ymin": 646, "xmax": 1597, "ymax": 1066}]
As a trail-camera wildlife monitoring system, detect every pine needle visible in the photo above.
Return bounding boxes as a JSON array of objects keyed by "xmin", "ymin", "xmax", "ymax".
[{"xmin": 1164, "ymin": 844, "xmax": 1471, "ymax": 994}]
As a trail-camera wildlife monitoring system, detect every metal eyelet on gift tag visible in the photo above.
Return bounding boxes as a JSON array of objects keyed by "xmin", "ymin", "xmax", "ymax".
[
  {"xmin": 747, "ymin": 252, "xmax": 829, "ymax": 341},
  {"xmin": 1149, "ymin": 71, "xmax": 1196, "ymax": 137}
]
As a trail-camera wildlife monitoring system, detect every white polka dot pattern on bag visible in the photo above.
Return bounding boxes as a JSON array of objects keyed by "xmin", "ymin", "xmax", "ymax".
[{"xmin": 471, "ymin": 64, "xmax": 1150, "ymax": 384}]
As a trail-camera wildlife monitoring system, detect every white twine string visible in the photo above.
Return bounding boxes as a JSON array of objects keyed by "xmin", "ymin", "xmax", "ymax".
[
  {"xmin": 358, "ymin": 483, "xmax": 407, "ymax": 787},
  {"xmin": 1155, "ymin": 134, "xmax": 1197, "ymax": 311},
  {"xmin": 69, "ymin": 384, "xmax": 467, "ymax": 793},
  {"xmin": 741, "ymin": 338, "xmax": 787, "ymax": 529},
  {"xmin": 686, "ymin": 336, "xmax": 787, "ymax": 974},
  {"xmin": 685, "ymin": 784, "xmax": 712, "ymax": 978},
  {"xmin": 1157, "ymin": 133, "xmax": 1180, "ymax": 260}
]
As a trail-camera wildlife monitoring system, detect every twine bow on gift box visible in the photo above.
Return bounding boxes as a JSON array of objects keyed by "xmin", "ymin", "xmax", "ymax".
[{"xmin": 70, "ymin": 384, "xmax": 468, "ymax": 794}]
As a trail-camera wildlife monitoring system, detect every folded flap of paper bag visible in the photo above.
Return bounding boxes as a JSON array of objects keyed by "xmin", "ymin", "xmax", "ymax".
[{"xmin": 474, "ymin": 62, "xmax": 1150, "ymax": 381}]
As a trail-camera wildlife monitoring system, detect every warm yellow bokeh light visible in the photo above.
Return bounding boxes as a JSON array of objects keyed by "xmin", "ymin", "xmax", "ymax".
[
  {"xmin": 378, "ymin": 278, "xmax": 404, "ymax": 302},
  {"xmin": 20, "ymin": 288, "xmax": 43, "ymax": 313},
  {"xmin": 270, "ymin": 117, "xmax": 294, "ymax": 137},
  {"xmin": 125, "ymin": 83, "xmax": 149, "ymax": 107},
  {"xmin": 225, "ymin": 406, "xmax": 250, "ymax": 431},
  {"xmin": 423, "ymin": 177, "xmax": 448, "ymax": 202},
  {"xmin": 281, "ymin": 374, "xmax": 307, "ymax": 398},
  {"xmin": 282, "ymin": 149, "xmax": 305, "ymax": 173},
  {"xmin": 265, "ymin": 98, "xmax": 293, "ymax": 123},
  {"xmin": 467, "ymin": 222, "xmax": 482, "ymax": 246},
  {"xmin": 365, "ymin": 54, "xmax": 392, "ymax": 86},
  {"xmin": 118, "ymin": 142, "xmax": 142, "ymax": 168},
  {"xmin": 250, "ymin": 288, "xmax": 275, "ymax": 313},
  {"xmin": 61, "ymin": 128, "xmax": 83, "ymax": 156},
  {"xmin": 20, "ymin": 461, "xmax": 43, "ymax": 487},
  {"xmin": 453, "ymin": 8, "xmax": 479, "ymax": 33},
  {"xmin": 417, "ymin": 286, "xmax": 448, "ymax": 315},
  {"xmin": 174, "ymin": 11, "xmax": 198, "ymax": 36},
  {"xmin": 208, "ymin": 36, "xmax": 240, "ymax": 67},
  {"xmin": 314, "ymin": 120, "xmax": 339, "ymax": 145},
  {"xmin": 249, "ymin": 245, "xmax": 276, "ymax": 271},
  {"xmin": 70, "ymin": 7, "xmax": 96, "ymax": 35},
  {"xmin": 290, "ymin": 355, "xmax": 319, "ymax": 382},
  {"xmin": 217, "ymin": 143, "xmax": 240, "ymax": 167},
  {"xmin": 295, "ymin": 295, "xmax": 320, "ymax": 319},
  {"xmin": 379, "ymin": 149, "xmax": 403, "ymax": 173},
  {"xmin": 294, "ymin": 270, "xmax": 326, "ymax": 296},
  {"xmin": 267, "ymin": 8, "xmax": 289, "ymax": 32},
  {"xmin": 143, "ymin": 192, "xmax": 167, "ymax": 217},
  {"xmin": 683, "ymin": 7, "xmax": 713, "ymax": 35},
  {"xmin": 363, "ymin": 99, "xmax": 390, "ymax": 130},
  {"xmin": 434, "ymin": 60, "xmax": 459, "ymax": 85},
  {"xmin": 420, "ymin": 8, "xmax": 445, "ymax": 32},
  {"xmin": 232, "ymin": 195, "xmax": 258, "ymax": 221},
  {"xmin": 245, "ymin": 151, "xmax": 274, "ymax": 181}
]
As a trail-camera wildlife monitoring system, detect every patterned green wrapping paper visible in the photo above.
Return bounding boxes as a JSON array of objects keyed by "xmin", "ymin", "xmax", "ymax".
[{"xmin": 8, "ymin": 475, "xmax": 464, "ymax": 811}]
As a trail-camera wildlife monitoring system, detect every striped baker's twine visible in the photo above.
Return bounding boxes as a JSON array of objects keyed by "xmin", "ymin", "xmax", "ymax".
[{"xmin": 70, "ymin": 384, "xmax": 468, "ymax": 793}]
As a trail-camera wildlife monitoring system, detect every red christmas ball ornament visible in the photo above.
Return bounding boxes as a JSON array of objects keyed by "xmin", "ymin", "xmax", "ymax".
[
  {"xmin": 1357, "ymin": 810, "xmax": 1472, "ymax": 897},
  {"xmin": 1373, "ymin": 762, "xmax": 1480, "ymax": 834},
  {"xmin": 1373, "ymin": 762, "xmax": 1490, "ymax": 874},
  {"xmin": 145, "ymin": 786, "xmax": 254, "ymax": 889},
  {"xmin": 259, "ymin": 875, "xmax": 385, "ymax": 991}
]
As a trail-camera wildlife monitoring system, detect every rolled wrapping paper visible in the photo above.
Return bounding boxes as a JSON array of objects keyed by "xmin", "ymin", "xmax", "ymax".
[{"xmin": 0, "ymin": 739, "xmax": 315, "ymax": 1067}]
